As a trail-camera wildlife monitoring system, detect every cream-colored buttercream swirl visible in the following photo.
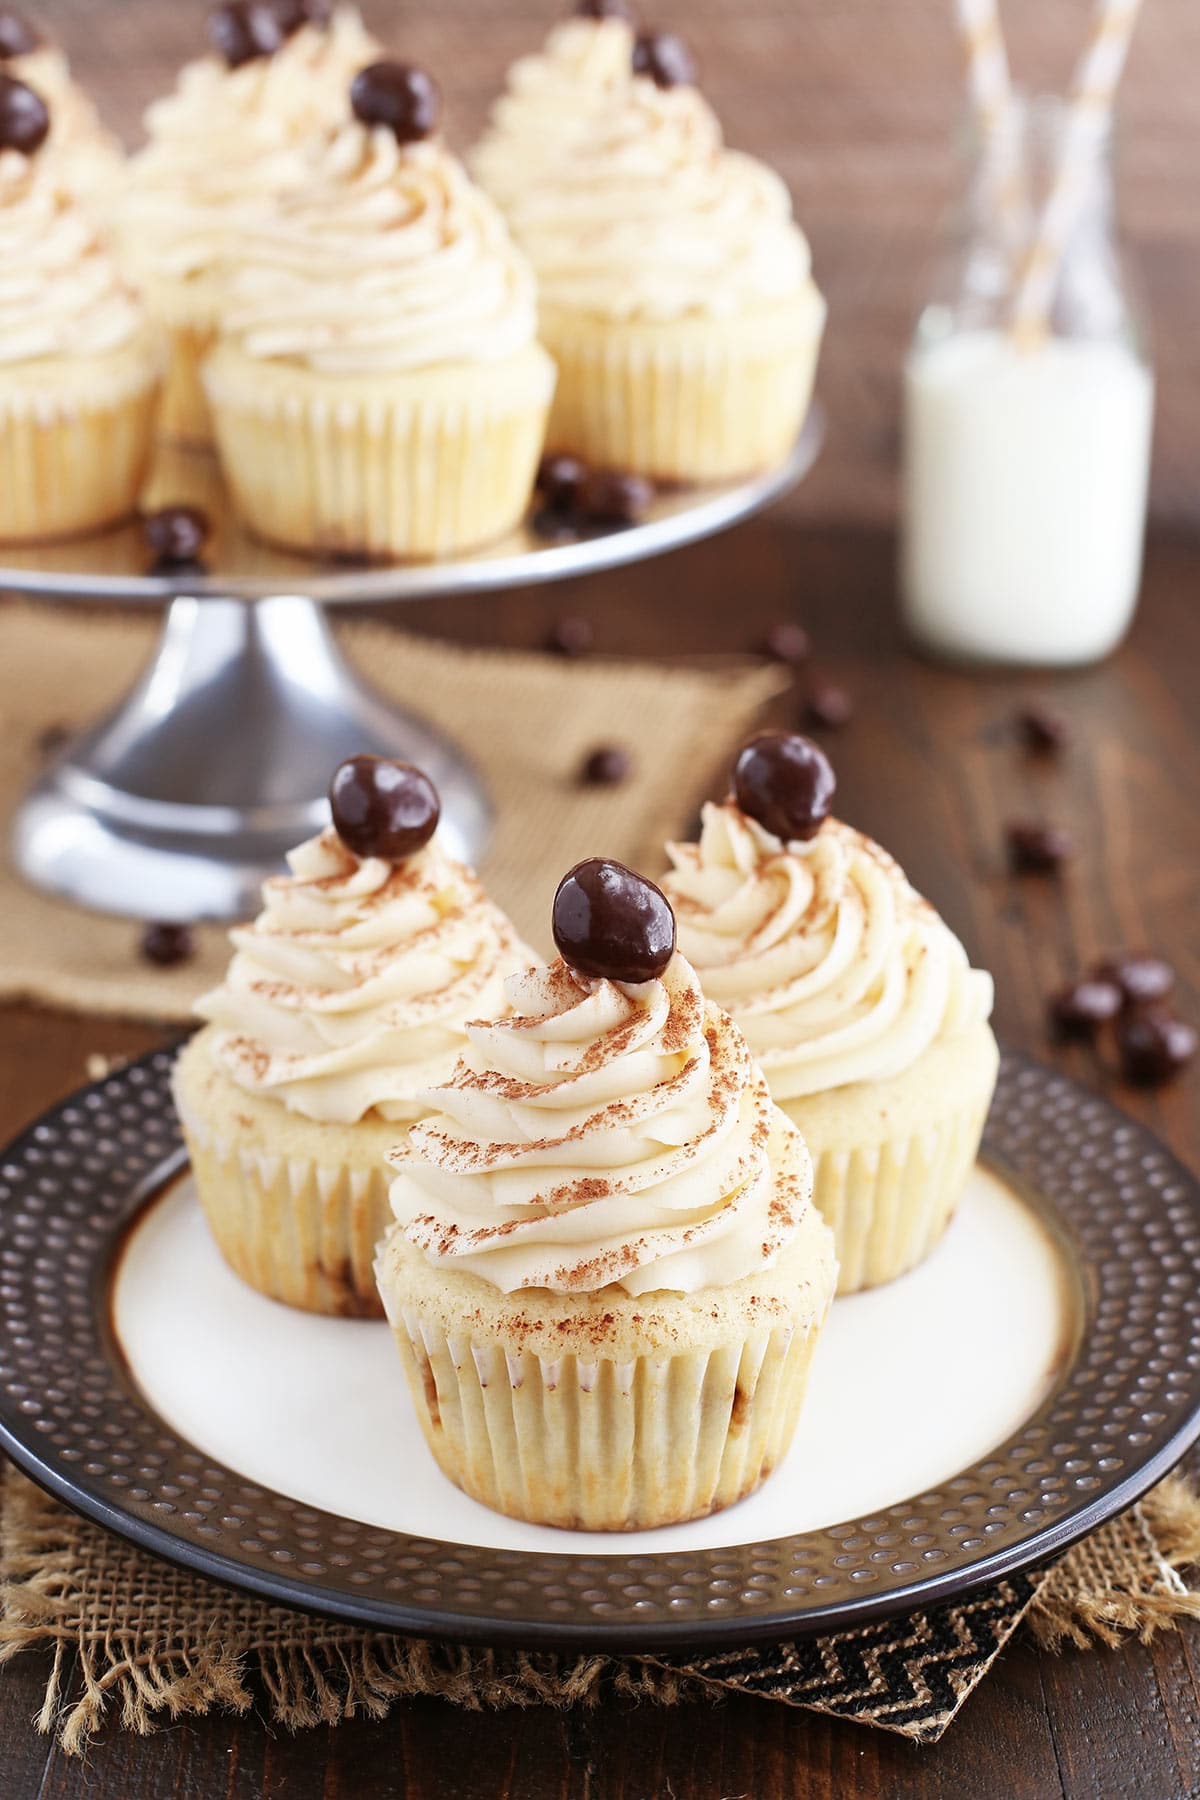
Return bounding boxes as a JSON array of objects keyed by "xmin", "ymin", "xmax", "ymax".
[
  {"xmin": 471, "ymin": 17, "xmax": 812, "ymax": 321},
  {"xmin": 218, "ymin": 127, "xmax": 539, "ymax": 374},
  {"xmin": 117, "ymin": 9, "xmax": 378, "ymax": 286},
  {"xmin": 662, "ymin": 806, "xmax": 994, "ymax": 1101},
  {"xmin": 196, "ymin": 828, "xmax": 532, "ymax": 1125},
  {"xmin": 388, "ymin": 952, "xmax": 815, "ymax": 1296},
  {"xmin": 0, "ymin": 147, "xmax": 144, "ymax": 363},
  {"xmin": 8, "ymin": 45, "xmax": 125, "ymax": 204}
]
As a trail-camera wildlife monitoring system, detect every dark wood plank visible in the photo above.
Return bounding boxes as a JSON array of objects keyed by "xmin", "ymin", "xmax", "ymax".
[{"xmin": 3, "ymin": 519, "xmax": 1199, "ymax": 1796}]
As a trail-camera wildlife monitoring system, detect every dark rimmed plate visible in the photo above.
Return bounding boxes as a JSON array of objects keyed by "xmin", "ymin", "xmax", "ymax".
[{"xmin": 0, "ymin": 1047, "xmax": 1198, "ymax": 1652}]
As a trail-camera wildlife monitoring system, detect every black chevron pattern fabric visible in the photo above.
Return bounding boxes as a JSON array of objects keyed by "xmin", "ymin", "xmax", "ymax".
[{"xmin": 647, "ymin": 1572, "xmax": 1047, "ymax": 1743}]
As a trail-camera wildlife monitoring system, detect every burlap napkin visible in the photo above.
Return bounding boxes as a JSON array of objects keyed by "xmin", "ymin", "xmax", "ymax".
[
  {"xmin": 0, "ymin": 599, "xmax": 784, "ymax": 1016},
  {"xmin": 2, "ymin": 1467, "xmax": 1199, "ymax": 1754}
]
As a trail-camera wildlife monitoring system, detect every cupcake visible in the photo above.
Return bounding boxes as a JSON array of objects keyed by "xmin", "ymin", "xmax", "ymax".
[
  {"xmin": 662, "ymin": 734, "xmax": 999, "ymax": 1294},
  {"xmin": 0, "ymin": 8, "xmax": 124, "ymax": 206},
  {"xmin": 173, "ymin": 757, "xmax": 534, "ymax": 1318},
  {"xmin": 471, "ymin": 7, "xmax": 824, "ymax": 481},
  {"xmin": 117, "ymin": 3, "xmax": 379, "ymax": 443},
  {"xmin": 0, "ymin": 77, "xmax": 159, "ymax": 543},
  {"xmin": 377, "ymin": 857, "xmax": 836, "ymax": 1531},
  {"xmin": 204, "ymin": 60, "xmax": 555, "ymax": 559}
]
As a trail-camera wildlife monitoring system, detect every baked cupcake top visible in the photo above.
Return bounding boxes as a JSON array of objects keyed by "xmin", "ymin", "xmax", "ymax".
[
  {"xmin": 0, "ymin": 78, "xmax": 144, "ymax": 363},
  {"xmin": 196, "ymin": 759, "xmax": 532, "ymax": 1125},
  {"xmin": 217, "ymin": 61, "xmax": 540, "ymax": 376},
  {"xmin": 661, "ymin": 735, "xmax": 995, "ymax": 1102},
  {"xmin": 118, "ymin": 4, "xmax": 378, "ymax": 288},
  {"xmin": 471, "ymin": 13, "xmax": 813, "ymax": 322},
  {"xmin": 0, "ymin": 10, "xmax": 124, "ymax": 203},
  {"xmin": 389, "ymin": 858, "xmax": 832, "ymax": 1298}
]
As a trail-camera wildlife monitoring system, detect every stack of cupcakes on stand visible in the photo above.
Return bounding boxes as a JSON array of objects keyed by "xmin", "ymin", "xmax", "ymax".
[
  {"xmin": 116, "ymin": 2, "xmax": 380, "ymax": 443},
  {"xmin": 173, "ymin": 756, "xmax": 533, "ymax": 1317},
  {"xmin": 472, "ymin": 0, "xmax": 825, "ymax": 480},
  {"xmin": 377, "ymin": 856, "xmax": 836, "ymax": 1530},
  {"xmin": 0, "ymin": 72, "xmax": 159, "ymax": 542},
  {"xmin": 662, "ymin": 733, "xmax": 999, "ymax": 1293}
]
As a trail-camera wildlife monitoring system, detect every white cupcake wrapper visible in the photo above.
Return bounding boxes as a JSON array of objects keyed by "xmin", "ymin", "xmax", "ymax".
[
  {"xmin": 385, "ymin": 1308, "xmax": 822, "ymax": 1531},
  {"xmin": 204, "ymin": 345, "xmax": 555, "ymax": 558},
  {"xmin": 541, "ymin": 293, "xmax": 825, "ymax": 481},
  {"xmin": 180, "ymin": 1107, "xmax": 392, "ymax": 1318},
  {"xmin": 792, "ymin": 1097, "xmax": 993, "ymax": 1295}
]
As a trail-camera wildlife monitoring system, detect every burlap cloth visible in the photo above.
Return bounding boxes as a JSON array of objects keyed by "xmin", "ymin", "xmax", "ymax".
[{"xmin": 1, "ymin": 601, "xmax": 1199, "ymax": 1753}]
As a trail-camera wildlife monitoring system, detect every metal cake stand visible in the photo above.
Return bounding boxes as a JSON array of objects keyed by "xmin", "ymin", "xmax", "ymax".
[{"xmin": 6, "ymin": 411, "xmax": 822, "ymax": 922}]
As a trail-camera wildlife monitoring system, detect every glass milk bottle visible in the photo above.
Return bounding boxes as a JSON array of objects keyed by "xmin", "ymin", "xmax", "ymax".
[{"xmin": 900, "ymin": 98, "xmax": 1154, "ymax": 666}]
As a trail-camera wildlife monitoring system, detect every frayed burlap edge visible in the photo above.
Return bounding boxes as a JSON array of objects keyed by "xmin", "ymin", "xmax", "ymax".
[{"xmin": 3, "ymin": 1465, "xmax": 1200, "ymax": 1754}]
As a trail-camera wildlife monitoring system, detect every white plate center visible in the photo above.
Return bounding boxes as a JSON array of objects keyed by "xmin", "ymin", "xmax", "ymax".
[{"xmin": 112, "ymin": 1166, "xmax": 1073, "ymax": 1554}]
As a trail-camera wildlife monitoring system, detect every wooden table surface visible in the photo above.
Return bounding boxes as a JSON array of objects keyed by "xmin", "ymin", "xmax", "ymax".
[{"xmin": 1, "ymin": 518, "xmax": 1198, "ymax": 1797}]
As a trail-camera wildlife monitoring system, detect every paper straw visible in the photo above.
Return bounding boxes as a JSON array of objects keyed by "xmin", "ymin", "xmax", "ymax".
[
  {"xmin": 954, "ymin": 0, "xmax": 1013, "ymax": 133},
  {"xmin": 1011, "ymin": 0, "xmax": 1144, "ymax": 344}
]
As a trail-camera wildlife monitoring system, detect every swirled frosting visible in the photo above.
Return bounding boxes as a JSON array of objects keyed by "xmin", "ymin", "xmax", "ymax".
[
  {"xmin": 117, "ymin": 9, "xmax": 378, "ymax": 287},
  {"xmin": 218, "ymin": 126, "xmax": 540, "ymax": 374},
  {"xmin": 0, "ymin": 147, "xmax": 144, "ymax": 363},
  {"xmin": 196, "ymin": 828, "xmax": 532, "ymax": 1125},
  {"xmin": 471, "ymin": 17, "xmax": 814, "ymax": 322},
  {"xmin": 7, "ymin": 45, "xmax": 124, "ymax": 203},
  {"xmin": 389, "ymin": 953, "xmax": 823, "ymax": 1297},
  {"xmin": 662, "ymin": 806, "xmax": 994, "ymax": 1101}
]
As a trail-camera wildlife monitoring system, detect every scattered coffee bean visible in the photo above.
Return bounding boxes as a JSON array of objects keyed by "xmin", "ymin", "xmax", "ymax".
[
  {"xmin": 140, "ymin": 922, "xmax": 195, "ymax": 968},
  {"xmin": 35, "ymin": 721, "xmax": 71, "ymax": 758},
  {"xmin": 1049, "ymin": 977, "xmax": 1123, "ymax": 1040},
  {"xmin": 0, "ymin": 71, "xmax": 47, "ymax": 153},
  {"xmin": 329, "ymin": 755, "xmax": 440, "ymax": 861},
  {"xmin": 803, "ymin": 683, "xmax": 853, "ymax": 730},
  {"xmin": 207, "ymin": 2, "xmax": 287, "ymax": 68},
  {"xmin": 530, "ymin": 507, "xmax": 581, "ymax": 542},
  {"xmin": 546, "ymin": 615, "xmax": 594, "ymax": 657},
  {"xmin": 580, "ymin": 745, "xmax": 631, "ymax": 786},
  {"xmin": 1093, "ymin": 952, "xmax": 1175, "ymax": 1009},
  {"xmin": 351, "ymin": 61, "xmax": 440, "ymax": 142},
  {"xmin": 536, "ymin": 451, "xmax": 588, "ymax": 514},
  {"xmin": 143, "ymin": 504, "xmax": 210, "ymax": 568},
  {"xmin": 763, "ymin": 621, "xmax": 811, "ymax": 666},
  {"xmin": 733, "ymin": 731, "xmax": 835, "ymax": 843},
  {"xmin": 1116, "ymin": 1011, "xmax": 1198, "ymax": 1087},
  {"xmin": 1005, "ymin": 819, "xmax": 1074, "ymax": 874},
  {"xmin": 0, "ymin": 9, "xmax": 40, "ymax": 58},
  {"xmin": 552, "ymin": 857, "xmax": 675, "ymax": 985},
  {"xmin": 1018, "ymin": 703, "xmax": 1069, "ymax": 754},
  {"xmin": 578, "ymin": 468, "xmax": 654, "ymax": 526},
  {"xmin": 632, "ymin": 30, "xmax": 697, "ymax": 89}
]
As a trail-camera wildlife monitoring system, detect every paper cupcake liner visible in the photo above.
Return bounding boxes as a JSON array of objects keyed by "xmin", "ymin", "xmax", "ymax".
[
  {"xmin": 204, "ymin": 341, "xmax": 556, "ymax": 559},
  {"xmin": 378, "ymin": 1244, "xmax": 825, "ymax": 1530},
  {"xmin": 540, "ymin": 287, "xmax": 826, "ymax": 482},
  {"xmin": 783, "ymin": 1090, "xmax": 994, "ymax": 1296},
  {"xmin": 181, "ymin": 1123, "xmax": 393, "ymax": 1319},
  {"xmin": 0, "ymin": 344, "xmax": 160, "ymax": 543}
]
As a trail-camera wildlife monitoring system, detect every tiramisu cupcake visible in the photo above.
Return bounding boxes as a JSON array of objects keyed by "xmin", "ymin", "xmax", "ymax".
[
  {"xmin": 173, "ymin": 757, "xmax": 533, "ymax": 1318},
  {"xmin": 0, "ymin": 8, "xmax": 124, "ymax": 205},
  {"xmin": 472, "ymin": 6, "xmax": 824, "ymax": 481},
  {"xmin": 205, "ymin": 60, "xmax": 555, "ymax": 559},
  {"xmin": 662, "ymin": 735, "xmax": 999, "ymax": 1294},
  {"xmin": 0, "ymin": 77, "xmax": 159, "ymax": 542},
  {"xmin": 117, "ymin": 3, "xmax": 378, "ymax": 442},
  {"xmin": 377, "ymin": 858, "xmax": 836, "ymax": 1531}
]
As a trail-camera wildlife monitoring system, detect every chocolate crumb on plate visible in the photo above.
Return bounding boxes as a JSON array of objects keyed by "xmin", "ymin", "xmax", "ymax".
[
  {"xmin": 578, "ymin": 468, "xmax": 653, "ymax": 526},
  {"xmin": 140, "ymin": 922, "xmax": 195, "ymax": 968},
  {"xmin": 536, "ymin": 452, "xmax": 587, "ymax": 514},
  {"xmin": 143, "ymin": 505, "xmax": 210, "ymax": 570}
]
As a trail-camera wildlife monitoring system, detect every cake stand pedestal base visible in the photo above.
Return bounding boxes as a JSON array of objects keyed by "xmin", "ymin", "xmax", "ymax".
[{"xmin": 11, "ymin": 593, "xmax": 491, "ymax": 922}]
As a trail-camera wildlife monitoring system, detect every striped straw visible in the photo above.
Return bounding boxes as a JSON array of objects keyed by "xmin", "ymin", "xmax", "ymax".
[
  {"xmin": 954, "ymin": 0, "xmax": 1013, "ymax": 134},
  {"xmin": 1010, "ymin": 0, "xmax": 1144, "ymax": 344}
]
